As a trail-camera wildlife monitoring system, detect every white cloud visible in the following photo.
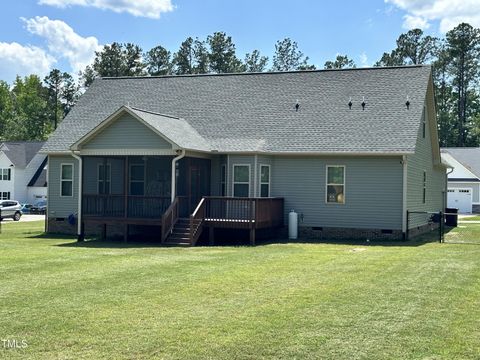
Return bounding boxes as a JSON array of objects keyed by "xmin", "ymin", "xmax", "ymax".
[
  {"xmin": 359, "ymin": 52, "xmax": 369, "ymax": 67},
  {"xmin": 38, "ymin": 0, "xmax": 174, "ymax": 19},
  {"xmin": 0, "ymin": 42, "xmax": 56, "ymax": 81},
  {"xmin": 22, "ymin": 16, "xmax": 101, "ymax": 75},
  {"xmin": 386, "ymin": 0, "xmax": 480, "ymax": 32},
  {"xmin": 403, "ymin": 14, "xmax": 430, "ymax": 30}
]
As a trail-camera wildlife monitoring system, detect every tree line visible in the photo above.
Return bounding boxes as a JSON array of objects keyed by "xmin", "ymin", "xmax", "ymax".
[{"xmin": 0, "ymin": 25, "xmax": 478, "ymax": 147}]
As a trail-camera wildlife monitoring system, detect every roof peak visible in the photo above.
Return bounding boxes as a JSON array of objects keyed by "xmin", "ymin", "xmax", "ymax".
[{"xmin": 100, "ymin": 65, "xmax": 430, "ymax": 81}]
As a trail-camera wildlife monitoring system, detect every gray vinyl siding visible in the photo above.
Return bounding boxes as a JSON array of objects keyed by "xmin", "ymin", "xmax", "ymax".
[
  {"xmin": 406, "ymin": 97, "xmax": 446, "ymax": 228},
  {"xmin": 47, "ymin": 155, "xmax": 79, "ymax": 218},
  {"xmin": 271, "ymin": 156, "xmax": 403, "ymax": 230},
  {"xmin": 82, "ymin": 113, "xmax": 172, "ymax": 150},
  {"xmin": 447, "ymin": 182, "xmax": 480, "ymax": 204}
]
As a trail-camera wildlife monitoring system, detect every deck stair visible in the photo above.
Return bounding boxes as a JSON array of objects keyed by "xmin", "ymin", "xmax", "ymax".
[{"xmin": 163, "ymin": 218, "xmax": 202, "ymax": 246}]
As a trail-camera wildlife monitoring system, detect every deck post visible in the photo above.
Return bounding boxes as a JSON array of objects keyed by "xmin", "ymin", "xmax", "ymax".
[
  {"xmin": 250, "ymin": 228, "xmax": 256, "ymax": 246},
  {"xmin": 209, "ymin": 226, "xmax": 214, "ymax": 245},
  {"xmin": 101, "ymin": 224, "xmax": 106, "ymax": 241}
]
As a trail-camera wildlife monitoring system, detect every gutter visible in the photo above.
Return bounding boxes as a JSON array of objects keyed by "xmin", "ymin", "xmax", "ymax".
[
  {"xmin": 171, "ymin": 149, "xmax": 186, "ymax": 202},
  {"xmin": 70, "ymin": 151, "xmax": 83, "ymax": 241}
]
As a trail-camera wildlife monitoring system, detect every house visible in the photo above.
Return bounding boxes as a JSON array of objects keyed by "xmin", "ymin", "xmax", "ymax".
[
  {"xmin": 441, "ymin": 148, "xmax": 480, "ymax": 214},
  {"xmin": 0, "ymin": 141, "xmax": 47, "ymax": 204},
  {"xmin": 41, "ymin": 65, "xmax": 446, "ymax": 244}
]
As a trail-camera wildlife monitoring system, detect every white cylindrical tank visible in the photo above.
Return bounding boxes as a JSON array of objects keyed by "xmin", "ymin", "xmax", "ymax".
[{"xmin": 288, "ymin": 210, "xmax": 298, "ymax": 240}]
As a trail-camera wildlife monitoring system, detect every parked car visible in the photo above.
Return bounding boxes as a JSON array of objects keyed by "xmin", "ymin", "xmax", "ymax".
[
  {"xmin": 0, "ymin": 200, "xmax": 22, "ymax": 221},
  {"xmin": 21, "ymin": 203, "xmax": 33, "ymax": 214},
  {"xmin": 31, "ymin": 200, "xmax": 47, "ymax": 215}
]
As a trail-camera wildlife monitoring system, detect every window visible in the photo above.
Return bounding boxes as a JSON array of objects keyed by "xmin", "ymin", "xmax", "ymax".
[
  {"xmin": 326, "ymin": 166, "xmax": 345, "ymax": 204},
  {"xmin": 0, "ymin": 192, "xmax": 10, "ymax": 200},
  {"xmin": 260, "ymin": 165, "xmax": 270, "ymax": 197},
  {"xmin": 129, "ymin": 163, "xmax": 145, "ymax": 196},
  {"xmin": 0, "ymin": 168, "xmax": 11, "ymax": 181},
  {"xmin": 60, "ymin": 164, "xmax": 73, "ymax": 197},
  {"xmin": 97, "ymin": 163, "xmax": 111, "ymax": 194},
  {"xmin": 220, "ymin": 164, "xmax": 226, "ymax": 196},
  {"xmin": 233, "ymin": 165, "xmax": 250, "ymax": 197},
  {"xmin": 422, "ymin": 171, "xmax": 426, "ymax": 204}
]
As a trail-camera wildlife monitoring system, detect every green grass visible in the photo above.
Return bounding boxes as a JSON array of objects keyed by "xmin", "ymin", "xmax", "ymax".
[
  {"xmin": 460, "ymin": 215, "xmax": 480, "ymax": 221},
  {"xmin": 1, "ymin": 221, "xmax": 480, "ymax": 359}
]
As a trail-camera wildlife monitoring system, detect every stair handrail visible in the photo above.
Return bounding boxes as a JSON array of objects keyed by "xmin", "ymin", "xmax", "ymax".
[
  {"xmin": 189, "ymin": 197, "xmax": 206, "ymax": 245},
  {"xmin": 161, "ymin": 197, "xmax": 179, "ymax": 243}
]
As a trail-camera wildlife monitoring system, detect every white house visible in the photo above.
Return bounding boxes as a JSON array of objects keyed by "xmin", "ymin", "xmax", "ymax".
[
  {"xmin": 0, "ymin": 142, "xmax": 48, "ymax": 204},
  {"xmin": 441, "ymin": 148, "xmax": 480, "ymax": 214}
]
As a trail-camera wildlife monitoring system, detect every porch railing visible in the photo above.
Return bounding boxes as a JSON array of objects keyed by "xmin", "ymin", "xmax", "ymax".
[
  {"xmin": 203, "ymin": 197, "xmax": 284, "ymax": 228},
  {"xmin": 83, "ymin": 194, "xmax": 170, "ymax": 219},
  {"xmin": 189, "ymin": 198, "xmax": 206, "ymax": 245},
  {"xmin": 161, "ymin": 197, "xmax": 179, "ymax": 243}
]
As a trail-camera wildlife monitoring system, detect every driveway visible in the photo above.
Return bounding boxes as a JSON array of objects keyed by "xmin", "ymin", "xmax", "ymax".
[{"xmin": 2, "ymin": 214, "xmax": 45, "ymax": 222}]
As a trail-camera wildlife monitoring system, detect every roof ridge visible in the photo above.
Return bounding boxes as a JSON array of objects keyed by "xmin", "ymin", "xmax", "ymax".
[
  {"xmin": 129, "ymin": 106, "xmax": 181, "ymax": 120},
  {"xmin": 101, "ymin": 65, "xmax": 429, "ymax": 81}
]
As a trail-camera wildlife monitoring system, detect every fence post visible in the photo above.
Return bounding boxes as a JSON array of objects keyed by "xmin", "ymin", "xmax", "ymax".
[
  {"xmin": 439, "ymin": 211, "xmax": 443, "ymax": 243},
  {"xmin": 405, "ymin": 210, "xmax": 409, "ymax": 241}
]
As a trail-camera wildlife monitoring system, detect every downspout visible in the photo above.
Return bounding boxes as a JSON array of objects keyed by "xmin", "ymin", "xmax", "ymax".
[
  {"xmin": 254, "ymin": 154, "xmax": 258, "ymax": 197},
  {"xmin": 171, "ymin": 149, "xmax": 185, "ymax": 202},
  {"xmin": 70, "ymin": 150, "xmax": 83, "ymax": 241},
  {"xmin": 402, "ymin": 155, "xmax": 408, "ymax": 237}
]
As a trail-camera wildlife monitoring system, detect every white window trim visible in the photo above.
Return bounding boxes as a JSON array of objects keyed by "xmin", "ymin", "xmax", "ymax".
[
  {"xmin": 220, "ymin": 164, "xmax": 227, "ymax": 196},
  {"xmin": 97, "ymin": 163, "xmax": 112, "ymax": 194},
  {"xmin": 233, "ymin": 164, "xmax": 251, "ymax": 197},
  {"xmin": 0, "ymin": 192, "xmax": 10, "ymax": 200},
  {"xmin": 129, "ymin": 162, "xmax": 146, "ymax": 195},
  {"xmin": 260, "ymin": 164, "xmax": 271, "ymax": 197},
  {"xmin": 0, "ymin": 168, "xmax": 11, "ymax": 181},
  {"xmin": 60, "ymin": 163, "xmax": 74, "ymax": 198},
  {"xmin": 325, "ymin": 165, "xmax": 346, "ymax": 205}
]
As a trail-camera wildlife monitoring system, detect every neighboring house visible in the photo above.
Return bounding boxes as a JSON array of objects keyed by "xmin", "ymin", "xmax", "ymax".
[
  {"xmin": 441, "ymin": 148, "xmax": 480, "ymax": 214},
  {"xmin": 0, "ymin": 142, "xmax": 47, "ymax": 204},
  {"xmin": 41, "ymin": 65, "xmax": 446, "ymax": 244}
]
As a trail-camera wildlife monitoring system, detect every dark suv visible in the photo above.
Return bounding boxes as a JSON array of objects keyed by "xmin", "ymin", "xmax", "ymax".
[{"xmin": 0, "ymin": 200, "xmax": 22, "ymax": 221}]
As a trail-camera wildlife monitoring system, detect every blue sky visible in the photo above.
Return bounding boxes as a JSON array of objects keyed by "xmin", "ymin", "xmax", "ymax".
[{"xmin": 1, "ymin": 0, "xmax": 479, "ymax": 83}]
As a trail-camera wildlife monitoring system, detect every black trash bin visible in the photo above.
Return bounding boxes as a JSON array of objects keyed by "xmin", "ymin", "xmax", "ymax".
[{"xmin": 445, "ymin": 207, "xmax": 458, "ymax": 227}]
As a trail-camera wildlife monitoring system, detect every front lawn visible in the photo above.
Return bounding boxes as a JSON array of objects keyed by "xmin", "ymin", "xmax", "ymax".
[
  {"xmin": 1, "ymin": 221, "xmax": 479, "ymax": 359},
  {"xmin": 460, "ymin": 215, "xmax": 480, "ymax": 221}
]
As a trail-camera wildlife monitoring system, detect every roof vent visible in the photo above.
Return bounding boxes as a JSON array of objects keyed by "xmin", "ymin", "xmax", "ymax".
[
  {"xmin": 361, "ymin": 96, "xmax": 366, "ymax": 111},
  {"xmin": 295, "ymin": 100, "xmax": 300, "ymax": 112},
  {"xmin": 348, "ymin": 97, "xmax": 352, "ymax": 109},
  {"xmin": 405, "ymin": 96, "xmax": 410, "ymax": 110}
]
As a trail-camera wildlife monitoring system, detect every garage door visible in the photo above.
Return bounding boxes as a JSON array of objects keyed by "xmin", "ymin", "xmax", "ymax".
[{"xmin": 447, "ymin": 188, "xmax": 472, "ymax": 214}]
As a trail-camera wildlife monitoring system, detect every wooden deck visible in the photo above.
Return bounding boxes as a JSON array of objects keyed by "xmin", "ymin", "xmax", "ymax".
[{"xmin": 82, "ymin": 195, "xmax": 284, "ymax": 245}]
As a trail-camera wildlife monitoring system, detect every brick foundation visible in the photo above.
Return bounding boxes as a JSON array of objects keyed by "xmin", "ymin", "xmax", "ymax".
[
  {"xmin": 407, "ymin": 222, "xmax": 440, "ymax": 239},
  {"xmin": 278, "ymin": 226, "xmax": 404, "ymax": 241}
]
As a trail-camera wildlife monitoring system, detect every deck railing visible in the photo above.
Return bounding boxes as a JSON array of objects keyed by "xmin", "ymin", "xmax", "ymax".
[
  {"xmin": 161, "ymin": 197, "xmax": 179, "ymax": 243},
  {"xmin": 189, "ymin": 198, "xmax": 206, "ymax": 245},
  {"xmin": 203, "ymin": 197, "xmax": 284, "ymax": 228},
  {"xmin": 83, "ymin": 194, "xmax": 170, "ymax": 219}
]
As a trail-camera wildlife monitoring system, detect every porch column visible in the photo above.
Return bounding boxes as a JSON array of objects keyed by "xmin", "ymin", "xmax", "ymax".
[{"xmin": 171, "ymin": 149, "xmax": 185, "ymax": 202}]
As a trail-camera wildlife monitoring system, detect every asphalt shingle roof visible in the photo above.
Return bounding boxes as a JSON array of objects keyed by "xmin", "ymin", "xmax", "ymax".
[
  {"xmin": 441, "ymin": 147, "xmax": 480, "ymax": 178},
  {"xmin": 42, "ymin": 66, "xmax": 432, "ymax": 154},
  {"xmin": 128, "ymin": 107, "xmax": 211, "ymax": 152},
  {"xmin": 1, "ymin": 141, "xmax": 45, "ymax": 167}
]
